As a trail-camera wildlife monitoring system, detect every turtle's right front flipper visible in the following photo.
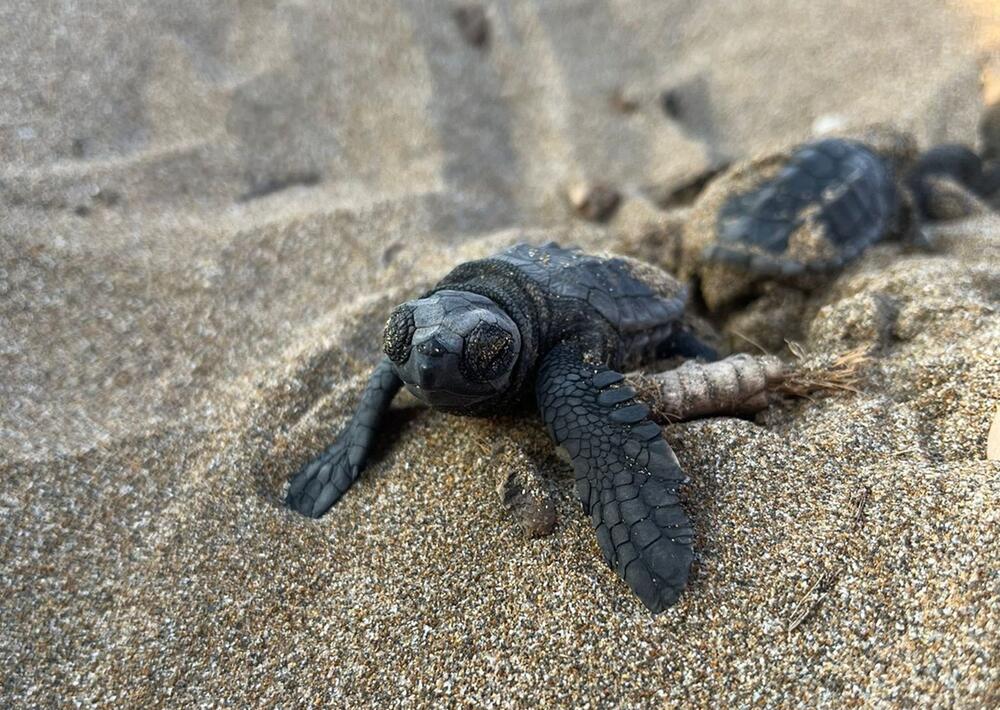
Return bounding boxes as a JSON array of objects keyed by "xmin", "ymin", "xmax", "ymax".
[
  {"xmin": 536, "ymin": 344, "xmax": 694, "ymax": 613},
  {"xmin": 287, "ymin": 358, "xmax": 402, "ymax": 518}
]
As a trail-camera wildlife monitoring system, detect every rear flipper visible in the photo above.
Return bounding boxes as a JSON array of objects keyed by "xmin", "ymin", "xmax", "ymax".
[
  {"xmin": 657, "ymin": 323, "xmax": 719, "ymax": 362},
  {"xmin": 979, "ymin": 162, "xmax": 1000, "ymax": 198},
  {"xmin": 904, "ymin": 144, "xmax": 995, "ymax": 223},
  {"xmin": 912, "ymin": 175, "xmax": 991, "ymax": 222},
  {"xmin": 537, "ymin": 344, "xmax": 693, "ymax": 612},
  {"xmin": 287, "ymin": 358, "xmax": 402, "ymax": 518}
]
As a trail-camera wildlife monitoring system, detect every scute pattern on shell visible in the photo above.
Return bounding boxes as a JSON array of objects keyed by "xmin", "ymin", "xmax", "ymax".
[
  {"xmin": 710, "ymin": 138, "xmax": 899, "ymax": 276},
  {"xmin": 492, "ymin": 242, "xmax": 687, "ymax": 334}
]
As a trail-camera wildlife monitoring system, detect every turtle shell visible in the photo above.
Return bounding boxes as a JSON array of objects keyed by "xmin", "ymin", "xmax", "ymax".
[
  {"xmin": 493, "ymin": 242, "xmax": 687, "ymax": 335},
  {"xmin": 705, "ymin": 138, "xmax": 900, "ymax": 278}
]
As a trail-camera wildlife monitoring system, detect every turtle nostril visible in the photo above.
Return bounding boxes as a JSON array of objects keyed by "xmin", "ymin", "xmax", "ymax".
[{"xmin": 416, "ymin": 337, "xmax": 447, "ymax": 358}]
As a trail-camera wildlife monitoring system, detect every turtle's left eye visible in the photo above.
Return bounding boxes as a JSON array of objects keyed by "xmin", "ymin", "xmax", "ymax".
[
  {"xmin": 459, "ymin": 321, "xmax": 517, "ymax": 384},
  {"xmin": 383, "ymin": 304, "xmax": 416, "ymax": 364}
]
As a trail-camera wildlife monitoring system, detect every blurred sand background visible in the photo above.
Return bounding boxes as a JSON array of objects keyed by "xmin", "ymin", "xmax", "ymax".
[{"xmin": 1, "ymin": 0, "xmax": 998, "ymax": 706}]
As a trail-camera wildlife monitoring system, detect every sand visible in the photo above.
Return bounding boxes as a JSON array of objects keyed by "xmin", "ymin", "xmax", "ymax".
[{"xmin": 2, "ymin": 1, "xmax": 998, "ymax": 706}]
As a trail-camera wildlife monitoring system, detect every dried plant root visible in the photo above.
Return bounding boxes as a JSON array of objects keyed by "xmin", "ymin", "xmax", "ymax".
[
  {"xmin": 778, "ymin": 343, "xmax": 870, "ymax": 398},
  {"xmin": 630, "ymin": 345, "xmax": 872, "ymax": 424},
  {"xmin": 629, "ymin": 354, "xmax": 786, "ymax": 422}
]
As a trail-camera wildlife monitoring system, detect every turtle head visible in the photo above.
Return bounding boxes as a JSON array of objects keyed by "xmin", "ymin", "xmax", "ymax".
[{"xmin": 382, "ymin": 290, "xmax": 521, "ymax": 411}]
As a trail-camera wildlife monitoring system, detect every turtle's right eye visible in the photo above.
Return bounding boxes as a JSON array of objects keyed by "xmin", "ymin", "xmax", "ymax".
[
  {"xmin": 383, "ymin": 304, "xmax": 416, "ymax": 364},
  {"xmin": 459, "ymin": 320, "xmax": 517, "ymax": 384}
]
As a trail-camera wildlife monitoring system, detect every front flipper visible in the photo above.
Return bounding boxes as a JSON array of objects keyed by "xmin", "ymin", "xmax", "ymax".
[
  {"xmin": 537, "ymin": 345, "xmax": 694, "ymax": 612},
  {"xmin": 287, "ymin": 358, "xmax": 402, "ymax": 518}
]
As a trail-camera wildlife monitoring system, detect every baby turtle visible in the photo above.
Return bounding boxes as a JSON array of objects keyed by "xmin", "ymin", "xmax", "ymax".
[
  {"xmin": 677, "ymin": 132, "xmax": 922, "ymax": 313},
  {"xmin": 286, "ymin": 242, "xmax": 717, "ymax": 612}
]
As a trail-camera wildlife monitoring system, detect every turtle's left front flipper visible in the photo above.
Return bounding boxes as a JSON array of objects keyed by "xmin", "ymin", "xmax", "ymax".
[
  {"xmin": 536, "ymin": 344, "xmax": 693, "ymax": 613},
  {"xmin": 287, "ymin": 358, "xmax": 402, "ymax": 518}
]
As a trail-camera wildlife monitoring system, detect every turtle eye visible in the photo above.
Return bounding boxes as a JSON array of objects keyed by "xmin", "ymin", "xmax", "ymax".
[
  {"xmin": 459, "ymin": 321, "xmax": 517, "ymax": 384},
  {"xmin": 383, "ymin": 304, "xmax": 416, "ymax": 364}
]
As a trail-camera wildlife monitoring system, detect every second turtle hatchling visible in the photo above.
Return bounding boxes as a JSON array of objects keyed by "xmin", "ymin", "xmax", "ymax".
[
  {"xmin": 675, "ymin": 131, "xmax": 926, "ymax": 314},
  {"xmin": 672, "ymin": 128, "xmax": 998, "ymax": 315}
]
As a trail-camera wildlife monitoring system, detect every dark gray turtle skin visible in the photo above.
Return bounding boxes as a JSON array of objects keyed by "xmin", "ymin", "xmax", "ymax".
[
  {"xmin": 287, "ymin": 242, "xmax": 715, "ymax": 612},
  {"xmin": 680, "ymin": 136, "xmax": 911, "ymax": 312}
]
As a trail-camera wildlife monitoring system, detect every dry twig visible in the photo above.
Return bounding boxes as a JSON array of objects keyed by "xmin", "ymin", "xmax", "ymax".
[
  {"xmin": 785, "ymin": 486, "xmax": 871, "ymax": 634},
  {"xmin": 777, "ymin": 343, "xmax": 870, "ymax": 399}
]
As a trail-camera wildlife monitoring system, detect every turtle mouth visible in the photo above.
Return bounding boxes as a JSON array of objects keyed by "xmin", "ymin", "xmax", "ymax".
[{"xmin": 404, "ymin": 383, "xmax": 491, "ymax": 407}]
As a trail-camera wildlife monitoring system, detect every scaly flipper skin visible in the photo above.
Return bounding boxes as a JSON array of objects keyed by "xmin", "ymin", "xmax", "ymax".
[
  {"xmin": 287, "ymin": 358, "xmax": 401, "ymax": 518},
  {"xmin": 537, "ymin": 344, "xmax": 694, "ymax": 612}
]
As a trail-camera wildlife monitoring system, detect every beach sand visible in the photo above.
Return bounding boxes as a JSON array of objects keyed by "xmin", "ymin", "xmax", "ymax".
[{"xmin": 2, "ymin": 1, "xmax": 998, "ymax": 706}]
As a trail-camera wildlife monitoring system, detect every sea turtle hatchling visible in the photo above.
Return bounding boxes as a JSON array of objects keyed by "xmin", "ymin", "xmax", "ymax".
[
  {"xmin": 286, "ymin": 242, "xmax": 721, "ymax": 612},
  {"xmin": 675, "ymin": 132, "xmax": 925, "ymax": 313}
]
